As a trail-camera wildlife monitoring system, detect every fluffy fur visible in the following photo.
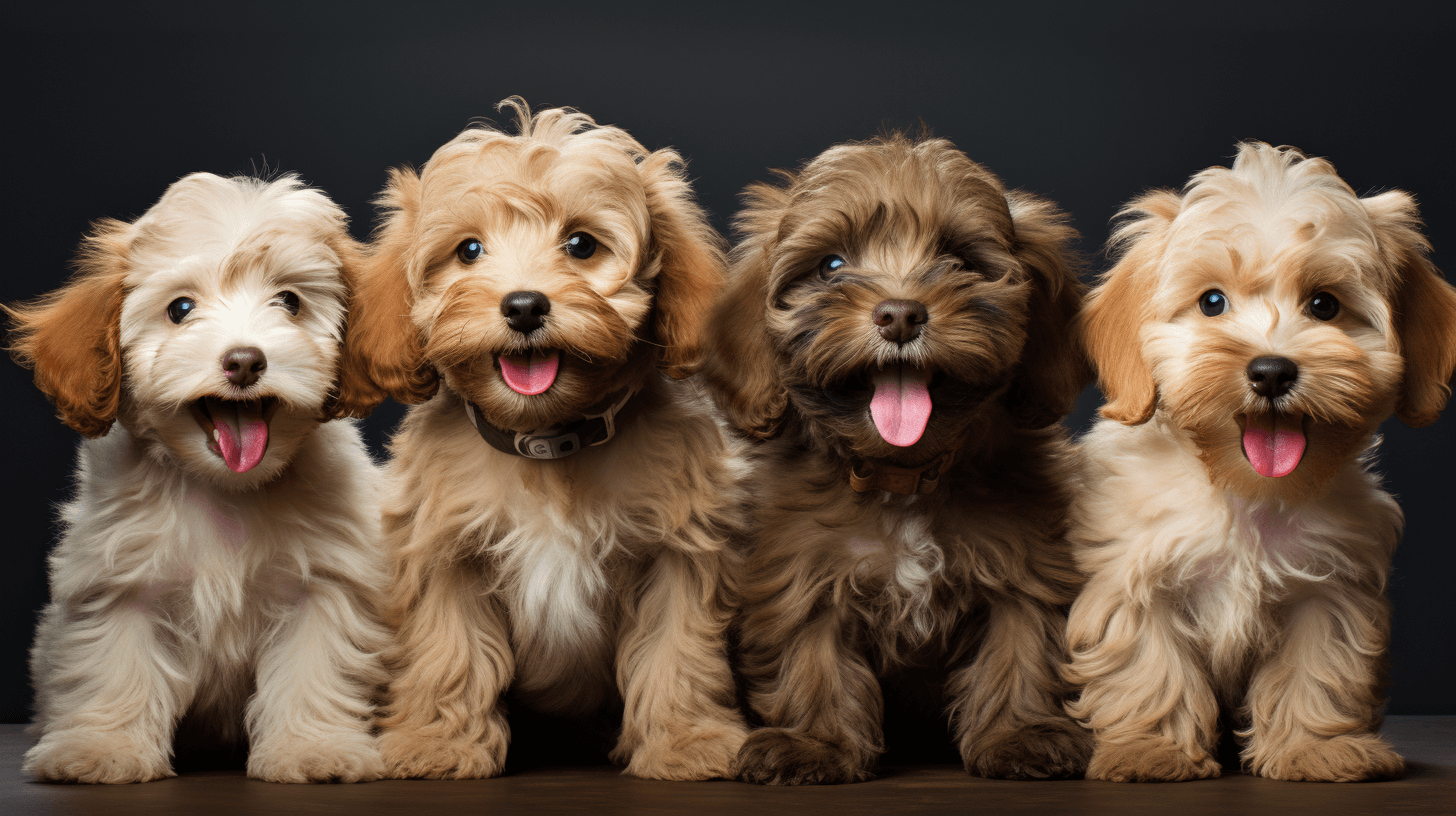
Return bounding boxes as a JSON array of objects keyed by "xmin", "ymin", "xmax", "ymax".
[
  {"xmin": 7, "ymin": 174, "xmax": 389, "ymax": 783},
  {"xmin": 1065, "ymin": 142, "xmax": 1456, "ymax": 782},
  {"xmin": 705, "ymin": 134, "xmax": 1093, "ymax": 784},
  {"xmin": 338, "ymin": 99, "xmax": 747, "ymax": 780}
]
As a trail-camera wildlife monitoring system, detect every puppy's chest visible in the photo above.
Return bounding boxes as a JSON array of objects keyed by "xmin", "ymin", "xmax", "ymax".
[{"xmin": 1184, "ymin": 504, "xmax": 1315, "ymax": 612}]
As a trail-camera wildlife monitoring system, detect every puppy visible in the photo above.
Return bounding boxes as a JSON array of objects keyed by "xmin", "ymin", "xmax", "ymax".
[
  {"xmin": 8, "ymin": 174, "xmax": 388, "ymax": 783},
  {"xmin": 705, "ymin": 134, "xmax": 1093, "ymax": 784},
  {"xmin": 336, "ymin": 99, "xmax": 747, "ymax": 780},
  {"xmin": 1065, "ymin": 142, "xmax": 1456, "ymax": 782}
]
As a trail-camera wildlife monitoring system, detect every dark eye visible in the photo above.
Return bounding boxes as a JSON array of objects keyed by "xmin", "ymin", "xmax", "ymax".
[
  {"xmin": 457, "ymin": 239, "xmax": 484, "ymax": 263},
  {"xmin": 564, "ymin": 232, "xmax": 597, "ymax": 260},
  {"xmin": 1198, "ymin": 290, "xmax": 1229, "ymax": 317},
  {"xmin": 818, "ymin": 255, "xmax": 847, "ymax": 281},
  {"xmin": 274, "ymin": 291, "xmax": 301, "ymax": 315},
  {"xmin": 1309, "ymin": 291, "xmax": 1339, "ymax": 321},
  {"xmin": 166, "ymin": 297, "xmax": 195, "ymax": 324}
]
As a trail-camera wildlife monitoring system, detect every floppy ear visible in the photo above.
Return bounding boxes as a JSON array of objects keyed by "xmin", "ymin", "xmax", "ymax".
[
  {"xmin": 1078, "ymin": 189, "xmax": 1179, "ymax": 425},
  {"xmin": 327, "ymin": 167, "xmax": 438, "ymax": 419},
  {"xmin": 1364, "ymin": 190, "xmax": 1456, "ymax": 427},
  {"xmin": 639, "ymin": 149, "xmax": 727, "ymax": 379},
  {"xmin": 6, "ymin": 219, "xmax": 131, "ymax": 437},
  {"xmin": 700, "ymin": 182, "xmax": 791, "ymax": 437},
  {"xmin": 1003, "ymin": 191, "xmax": 1091, "ymax": 428}
]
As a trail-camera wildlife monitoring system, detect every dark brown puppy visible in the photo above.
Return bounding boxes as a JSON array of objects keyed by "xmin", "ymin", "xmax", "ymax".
[{"xmin": 706, "ymin": 134, "xmax": 1092, "ymax": 784}]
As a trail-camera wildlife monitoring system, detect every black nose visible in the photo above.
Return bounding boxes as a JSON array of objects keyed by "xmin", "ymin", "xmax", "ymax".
[
  {"xmin": 222, "ymin": 346, "xmax": 267, "ymax": 388},
  {"xmin": 1247, "ymin": 355, "xmax": 1298, "ymax": 398},
  {"xmin": 501, "ymin": 291, "xmax": 551, "ymax": 334},
  {"xmin": 873, "ymin": 299, "xmax": 928, "ymax": 345}
]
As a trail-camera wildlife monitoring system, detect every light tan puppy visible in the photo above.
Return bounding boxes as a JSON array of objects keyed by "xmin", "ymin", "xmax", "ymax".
[
  {"xmin": 337, "ymin": 99, "xmax": 747, "ymax": 780},
  {"xmin": 1066, "ymin": 142, "xmax": 1456, "ymax": 782},
  {"xmin": 9, "ymin": 174, "xmax": 388, "ymax": 783}
]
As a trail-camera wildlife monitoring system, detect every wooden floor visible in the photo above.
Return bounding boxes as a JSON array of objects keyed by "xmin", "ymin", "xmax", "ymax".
[{"xmin": 1, "ymin": 717, "xmax": 1451, "ymax": 815}]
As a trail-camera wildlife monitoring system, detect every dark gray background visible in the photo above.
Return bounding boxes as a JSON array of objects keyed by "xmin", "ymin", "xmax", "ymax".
[{"xmin": 3, "ymin": 0, "xmax": 1453, "ymax": 742}]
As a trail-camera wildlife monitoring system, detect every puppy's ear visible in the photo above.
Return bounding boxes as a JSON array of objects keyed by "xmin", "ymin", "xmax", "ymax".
[
  {"xmin": 700, "ymin": 182, "xmax": 791, "ymax": 437},
  {"xmin": 639, "ymin": 150, "xmax": 727, "ymax": 379},
  {"xmin": 328, "ymin": 167, "xmax": 438, "ymax": 419},
  {"xmin": 1078, "ymin": 189, "xmax": 1179, "ymax": 425},
  {"xmin": 6, "ymin": 220, "xmax": 130, "ymax": 437},
  {"xmin": 1365, "ymin": 190, "xmax": 1456, "ymax": 427},
  {"xmin": 1004, "ymin": 192, "xmax": 1091, "ymax": 428},
  {"xmin": 323, "ymin": 234, "xmax": 383, "ymax": 419}
]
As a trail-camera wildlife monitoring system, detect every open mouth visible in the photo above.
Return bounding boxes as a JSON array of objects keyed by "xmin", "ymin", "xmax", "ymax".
[
  {"xmin": 869, "ymin": 363, "xmax": 934, "ymax": 447},
  {"xmin": 190, "ymin": 397, "xmax": 279, "ymax": 473},
  {"xmin": 498, "ymin": 349, "xmax": 560, "ymax": 396},
  {"xmin": 1239, "ymin": 410, "xmax": 1308, "ymax": 478}
]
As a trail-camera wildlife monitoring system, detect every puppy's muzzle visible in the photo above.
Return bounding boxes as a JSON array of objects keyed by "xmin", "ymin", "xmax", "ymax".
[
  {"xmin": 874, "ymin": 299, "xmax": 928, "ymax": 345},
  {"xmin": 1247, "ymin": 355, "xmax": 1298, "ymax": 399},
  {"xmin": 502, "ymin": 290, "xmax": 551, "ymax": 335}
]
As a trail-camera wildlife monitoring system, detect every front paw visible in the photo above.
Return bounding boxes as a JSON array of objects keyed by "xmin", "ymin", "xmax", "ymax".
[
  {"xmin": 963, "ymin": 720, "xmax": 1093, "ymax": 780},
  {"xmin": 248, "ymin": 728, "xmax": 383, "ymax": 783},
  {"xmin": 24, "ymin": 728, "xmax": 174, "ymax": 784},
  {"xmin": 733, "ymin": 728, "xmax": 875, "ymax": 785},
  {"xmin": 378, "ymin": 716, "xmax": 509, "ymax": 780},
  {"xmin": 618, "ymin": 721, "xmax": 749, "ymax": 781},
  {"xmin": 1086, "ymin": 734, "xmax": 1221, "ymax": 782},
  {"xmin": 1246, "ymin": 733, "xmax": 1405, "ymax": 782}
]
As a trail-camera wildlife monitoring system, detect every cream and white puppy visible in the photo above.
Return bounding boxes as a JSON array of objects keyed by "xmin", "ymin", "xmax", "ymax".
[
  {"xmin": 1066, "ymin": 143, "xmax": 1456, "ymax": 782},
  {"xmin": 9, "ymin": 173, "xmax": 388, "ymax": 783}
]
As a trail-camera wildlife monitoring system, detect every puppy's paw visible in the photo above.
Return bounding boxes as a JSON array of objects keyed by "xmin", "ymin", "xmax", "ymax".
[
  {"xmin": 963, "ymin": 720, "xmax": 1094, "ymax": 780},
  {"xmin": 24, "ymin": 728, "xmax": 174, "ymax": 784},
  {"xmin": 732, "ymin": 728, "xmax": 875, "ymax": 786},
  {"xmin": 377, "ymin": 718, "xmax": 508, "ymax": 780},
  {"xmin": 1086, "ymin": 734, "xmax": 1221, "ymax": 782},
  {"xmin": 1246, "ymin": 733, "xmax": 1405, "ymax": 782},
  {"xmin": 618, "ymin": 721, "xmax": 749, "ymax": 781},
  {"xmin": 248, "ymin": 727, "xmax": 383, "ymax": 783}
]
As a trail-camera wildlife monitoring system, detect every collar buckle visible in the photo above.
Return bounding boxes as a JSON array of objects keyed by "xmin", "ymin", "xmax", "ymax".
[{"xmin": 849, "ymin": 449, "xmax": 954, "ymax": 495}]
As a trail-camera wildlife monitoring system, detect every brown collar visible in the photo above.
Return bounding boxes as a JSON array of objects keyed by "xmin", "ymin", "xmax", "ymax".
[{"xmin": 849, "ymin": 449, "xmax": 956, "ymax": 495}]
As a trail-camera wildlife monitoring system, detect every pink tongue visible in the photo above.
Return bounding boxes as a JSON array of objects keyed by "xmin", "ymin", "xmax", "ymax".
[
  {"xmin": 1242, "ymin": 414, "xmax": 1306, "ymax": 478},
  {"xmin": 212, "ymin": 400, "xmax": 269, "ymax": 474},
  {"xmin": 499, "ymin": 350, "xmax": 560, "ymax": 395},
  {"xmin": 870, "ymin": 366, "xmax": 933, "ymax": 447}
]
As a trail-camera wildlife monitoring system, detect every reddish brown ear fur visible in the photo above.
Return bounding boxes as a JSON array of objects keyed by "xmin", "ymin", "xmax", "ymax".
[
  {"xmin": 1004, "ymin": 191, "xmax": 1091, "ymax": 428},
  {"xmin": 639, "ymin": 150, "xmax": 727, "ymax": 380},
  {"xmin": 1078, "ymin": 189, "xmax": 1180, "ymax": 425},
  {"xmin": 6, "ymin": 220, "xmax": 130, "ymax": 438},
  {"xmin": 700, "ymin": 181, "xmax": 791, "ymax": 437},
  {"xmin": 1364, "ymin": 191, "xmax": 1456, "ymax": 427},
  {"xmin": 327, "ymin": 167, "xmax": 439, "ymax": 419}
]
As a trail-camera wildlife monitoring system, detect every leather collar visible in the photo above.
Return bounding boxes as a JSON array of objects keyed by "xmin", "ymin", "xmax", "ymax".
[
  {"xmin": 849, "ymin": 449, "xmax": 956, "ymax": 495},
  {"xmin": 463, "ymin": 386, "xmax": 638, "ymax": 460}
]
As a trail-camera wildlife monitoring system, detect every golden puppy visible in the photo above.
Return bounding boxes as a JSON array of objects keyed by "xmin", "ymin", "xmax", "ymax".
[
  {"xmin": 705, "ymin": 134, "xmax": 1092, "ymax": 784},
  {"xmin": 9, "ymin": 173, "xmax": 387, "ymax": 783},
  {"xmin": 335, "ymin": 99, "xmax": 747, "ymax": 780},
  {"xmin": 1066, "ymin": 142, "xmax": 1456, "ymax": 782}
]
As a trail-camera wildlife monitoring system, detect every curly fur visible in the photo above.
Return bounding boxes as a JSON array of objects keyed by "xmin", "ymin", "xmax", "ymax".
[
  {"xmin": 706, "ymin": 134, "xmax": 1093, "ymax": 785},
  {"xmin": 7, "ymin": 173, "xmax": 388, "ymax": 783},
  {"xmin": 348, "ymin": 99, "xmax": 748, "ymax": 781},
  {"xmin": 1066, "ymin": 142, "xmax": 1456, "ymax": 782}
]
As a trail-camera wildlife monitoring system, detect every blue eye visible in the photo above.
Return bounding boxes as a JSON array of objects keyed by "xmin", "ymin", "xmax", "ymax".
[
  {"xmin": 457, "ymin": 239, "xmax": 484, "ymax": 263},
  {"xmin": 1198, "ymin": 290, "xmax": 1228, "ymax": 317},
  {"xmin": 818, "ymin": 255, "xmax": 847, "ymax": 281},
  {"xmin": 166, "ymin": 297, "xmax": 195, "ymax": 324}
]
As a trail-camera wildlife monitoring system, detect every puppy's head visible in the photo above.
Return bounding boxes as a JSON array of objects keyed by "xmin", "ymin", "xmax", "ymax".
[
  {"xmin": 1081, "ymin": 142, "xmax": 1456, "ymax": 500},
  {"xmin": 8, "ymin": 173, "xmax": 367, "ymax": 489},
  {"xmin": 703, "ymin": 134, "xmax": 1087, "ymax": 461},
  {"xmin": 335, "ymin": 98, "xmax": 724, "ymax": 431}
]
